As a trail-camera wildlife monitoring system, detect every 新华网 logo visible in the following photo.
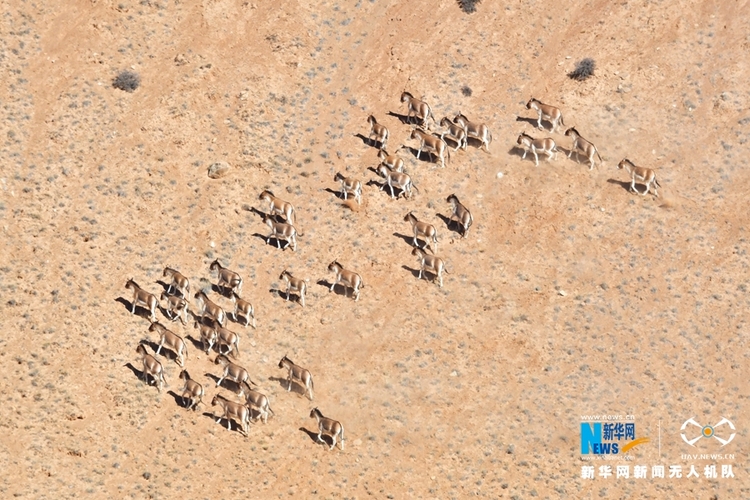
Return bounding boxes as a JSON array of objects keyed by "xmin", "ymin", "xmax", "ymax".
[{"xmin": 581, "ymin": 418, "xmax": 650, "ymax": 455}]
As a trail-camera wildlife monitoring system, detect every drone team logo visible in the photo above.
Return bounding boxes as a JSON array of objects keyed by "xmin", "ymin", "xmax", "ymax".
[{"xmin": 680, "ymin": 417, "xmax": 736, "ymax": 447}]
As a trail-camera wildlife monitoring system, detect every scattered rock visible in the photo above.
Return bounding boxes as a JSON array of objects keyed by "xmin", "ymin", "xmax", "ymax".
[{"xmin": 207, "ymin": 162, "xmax": 230, "ymax": 179}]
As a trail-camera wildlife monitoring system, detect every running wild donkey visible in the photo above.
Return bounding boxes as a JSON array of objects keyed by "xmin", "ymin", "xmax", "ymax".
[
  {"xmin": 279, "ymin": 269, "xmax": 308, "ymax": 307},
  {"xmin": 376, "ymin": 164, "xmax": 416, "ymax": 200},
  {"xmin": 125, "ymin": 279, "xmax": 158, "ymax": 323},
  {"xmin": 565, "ymin": 127, "xmax": 602, "ymax": 170},
  {"xmin": 400, "ymin": 91, "xmax": 436, "ymax": 128},
  {"xmin": 135, "ymin": 344, "xmax": 166, "ymax": 392},
  {"xmin": 262, "ymin": 214, "xmax": 299, "ymax": 251},
  {"xmin": 404, "ymin": 212, "xmax": 438, "ymax": 253},
  {"xmin": 409, "ymin": 128, "xmax": 449, "ymax": 169},
  {"xmin": 194, "ymin": 291, "xmax": 227, "ymax": 327},
  {"xmin": 162, "ymin": 267, "xmax": 189, "ymax": 297},
  {"xmin": 178, "ymin": 369, "xmax": 204, "ymax": 411},
  {"xmin": 328, "ymin": 261, "xmax": 363, "ymax": 301},
  {"xmin": 149, "ymin": 322, "xmax": 188, "ymax": 367},
  {"xmin": 526, "ymin": 98, "xmax": 565, "ymax": 133},
  {"xmin": 453, "ymin": 113, "xmax": 492, "ymax": 152},
  {"xmin": 278, "ymin": 355, "xmax": 314, "ymax": 400},
  {"xmin": 259, "ymin": 190, "xmax": 296, "ymax": 224},
  {"xmin": 310, "ymin": 408, "xmax": 345, "ymax": 451},
  {"xmin": 412, "ymin": 247, "xmax": 447, "ymax": 288},
  {"xmin": 210, "ymin": 259, "xmax": 243, "ymax": 296},
  {"xmin": 211, "ymin": 394, "xmax": 250, "ymax": 436},
  {"xmin": 517, "ymin": 132, "xmax": 557, "ymax": 166},
  {"xmin": 334, "ymin": 172, "xmax": 362, "ymax": 204},
  {"xmin": 446, "ymin": 194, "xmax": 473, "ymax": 238},
  {"xmin": 230, "ymin": 292, "xmax": 256, "ymax": 328},
  {"xmin": 617, "ymin": 159, "xmax": 661, "ymax": 196},
  {"xmin": 367, "ymin": 115, "xmax": 389, "ymax": 150}
]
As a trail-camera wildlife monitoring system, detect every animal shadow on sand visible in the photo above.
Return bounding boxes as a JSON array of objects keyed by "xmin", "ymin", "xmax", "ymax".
[
  {"xmin": 353, "ymin": 132, "xmax": 382, "ymax": 149},
  {"xmin": 269, "ymin": 287, "xmax": 303, "ymax": 305},
  {"xmin": 393, "ymin": 232, "xmax": 434, "ymax": 252},
  {"xmin": 211, "ymin": 283, "xmax": 235, "ymax": 298},
  {"xmin": 606, "ymin": 178, "xmax": 636, "ymax": 193},
  {"xmin": 244, "ymin": 205, "xmax": 269, "ymax": 221},
  {"xmin": 115, "ymin": 297, "xmax": 154, "ymax": 322},
  {"xmin": 508, "ymin": 145, "xmax": 559, "ymax": 165},
  {"xmin": 157, "ymin": 304, "xmax": 175, "ymax": 321},
  {"xmin": 323, "ymin": 187, "xmax": 348, "ymax": 201},
  {"xmin": 299, "ymin": 425, "xmax": 338, "ymax": 448},
  {"xmin": 401, "ymin": 145, "xmax": 438, "ymax": 164},
  {"xmin": 316, "ymin": 279, "xmax": 351, "ymax": 298},
  {"xmin": 205, "ymin": 372, "xmax": 246, "ymax": 397},
  {"xmin": 245, "ymin": 205, "xmax": 288, "ymax": 225},
  {"xmin": 442, "ymin": 136, "xmax": 462, "ymax": 151},
  {"xmin": 515, "ymin": 114, "xmax": 555, "ymax": 131},
  {"xmin": 464, "ymin": 136, "xmax": 489, "ymax": 150},
  {"xmin": 269, "ymin": 376, "xmax": 307, "ymax": 397},
  {"xmin": 562, "ymin": 146, "xmax": 585, "ymax": 160},
  {"xmin": 125, "ymin": 360, "xmax": 165, "ymax": 389},
  {"xmin": 139, "ymin": 339, "xmax": 160, "ymax": 353},
  {"xmin": 252, "ymin": 232, "xmax": 293, "ymax": 251},
  {"xmin": 167, "ymin": 390, "xmax": 189, "ymax": 409},
  {"xmin": 124, "ymin": 362, "xmax": 147, "ymax": 383},
  {"xmin": 142, "ymin": 338, "xmax": 183, "ymax": 365},
  {"xmin": 392, "ymin": 232, "xmax": 417, "ymax": 247},
  {"xmin": 276, "ymin": 290, "xmax": 302, "ymax": 305},
  {"xmin": 365, "ymin": 178, "xmax": 395, "ymax": 198},
  {"xmin": 155, "ymin": 279, "xmax": 173, "ymax": 294},
  {"xmin": 204, "ymin": 371, "xmax": 222, "ymax": 385},
  {"xmin": 299, "ymin": 427, "xmax": 324, "ymax": 445},
  {"xmin": 386, "ymin": 110, "xmax": 413, "ymax": 125},
  {"xmin": 185, "ymin": 334, "xmax": 205, "ymax": 352},
  {"xmin": 202, "ymin": 412, "xmax": 245, "ymax": 435},
  {"xmin": 401, "ymin": 265, "xmax": 421, "ymax": 280},
  {"xmin": 435, "ymin": 213, "xmax": 465, "ymax": 237}
]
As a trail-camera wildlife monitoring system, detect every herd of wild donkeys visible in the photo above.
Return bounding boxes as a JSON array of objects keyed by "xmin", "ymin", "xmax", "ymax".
[{"xmin": 123, "ymin": 92, "xmax": 662, "ymax": 451}]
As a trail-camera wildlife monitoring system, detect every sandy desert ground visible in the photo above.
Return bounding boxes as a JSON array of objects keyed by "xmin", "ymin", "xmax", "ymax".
[{"xmin": 1, "ymin": 0, "xmax": 749, "ymax": 498}]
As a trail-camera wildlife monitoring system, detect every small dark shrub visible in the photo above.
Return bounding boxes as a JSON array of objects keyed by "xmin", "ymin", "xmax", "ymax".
[
  {"xmin": 460, "ymin": 85, "xmax": 472, "ymax": 97},
  {"xmin": 568, "ymin": 58, "xmax": 596, "ymax": 81},
  {"xmin": 457, "ymin": 0, "xmax": 481, "ymax": 14},
  {"xmin": 113, "ymin": 70, "xmax": 141, "ymax": 92}
]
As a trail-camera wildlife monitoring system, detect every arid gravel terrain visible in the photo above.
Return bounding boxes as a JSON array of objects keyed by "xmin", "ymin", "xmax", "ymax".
[{"xmin": 1, "ymin": 0, "xmax": 749, "ymax": 498}]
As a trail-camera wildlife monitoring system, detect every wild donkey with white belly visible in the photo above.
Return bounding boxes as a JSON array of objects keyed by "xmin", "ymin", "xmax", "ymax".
[
  {"xmin": 328, "ymin": 261, "xmax": 364, "ymax": 301},
  {"xmin": 278, "ymin": 355, "xmax": 314, "ymax": 400},
  {"xmin": 526, "ymin": 98, "xmax": 565, "ymax": 133}
]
